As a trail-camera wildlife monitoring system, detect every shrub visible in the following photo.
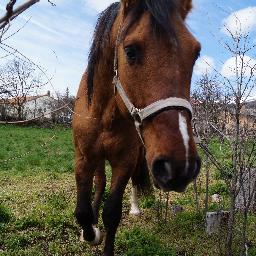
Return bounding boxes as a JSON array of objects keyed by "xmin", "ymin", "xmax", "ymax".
[{"xmin": 209, "ymin": 182, "xmax": 229, "ymax": 196}]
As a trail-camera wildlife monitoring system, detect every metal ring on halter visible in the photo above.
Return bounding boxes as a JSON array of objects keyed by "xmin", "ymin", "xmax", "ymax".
[{"xmin": 131, "ymin": 107, "xmax": 142, "ymax": 124}]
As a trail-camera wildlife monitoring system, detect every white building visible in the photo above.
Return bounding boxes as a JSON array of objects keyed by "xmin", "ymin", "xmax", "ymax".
[{"xmin": 0, "ymin": 91, "xmax": 57, "ymax": 120}]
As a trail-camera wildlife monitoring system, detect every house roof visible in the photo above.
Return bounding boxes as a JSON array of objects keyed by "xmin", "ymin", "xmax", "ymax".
[{"xmin": 0, "ymin": 93, "xmax": 52, "ymax": 105}]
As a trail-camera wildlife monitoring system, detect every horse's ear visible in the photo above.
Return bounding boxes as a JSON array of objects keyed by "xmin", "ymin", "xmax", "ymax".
[
  {"xmin": 179, "ymin": 0, "xmax": 192, "ymax": 19},
  {"xmin": 121, "ymin": 0, "xmax": 136, "ymax": 7},
  {"xmin": 120, "ymin": 0, "xmax": 137, "ymax": 15}
]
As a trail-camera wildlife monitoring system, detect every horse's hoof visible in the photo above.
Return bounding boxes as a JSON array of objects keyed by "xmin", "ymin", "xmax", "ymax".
[
  {"xmin": 129, "ymin": 206, "xmax": 141, "ymax": 216},
  {"xmin": 89, "ymin": 226, "xmax": 103, "ymax": 246},
  {"xmin": 80, "ymin": 229, "xmax": 85, "ymax": 242},
  {"xmin": 80, "ymin": 227, "xmax": 103, "ymax": 246}
]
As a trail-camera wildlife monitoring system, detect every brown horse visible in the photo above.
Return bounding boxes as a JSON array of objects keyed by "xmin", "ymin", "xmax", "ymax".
[{"xmin": 73, "ymin": 0, "xmax": 201, "ymax": 255}]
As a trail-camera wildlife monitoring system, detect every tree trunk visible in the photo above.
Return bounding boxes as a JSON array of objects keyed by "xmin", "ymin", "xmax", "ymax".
[{"xmin": 204, "ymin": 155, "xmax": 210, "ymax": 214}]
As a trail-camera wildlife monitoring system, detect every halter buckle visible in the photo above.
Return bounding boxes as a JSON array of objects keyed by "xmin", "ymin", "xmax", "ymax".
[
  {"xmin": 131, "ymin": 107, "xmax": 142, "ymax": 124},
  {"xmin": 114, "ymin": 69, "xmax": 118, "ymax": 78}
]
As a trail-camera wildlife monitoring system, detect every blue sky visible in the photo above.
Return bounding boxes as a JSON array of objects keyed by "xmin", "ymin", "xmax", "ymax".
[{"xmin": 0, "ymin": 0, "xmax": 256, "ymax": 97}]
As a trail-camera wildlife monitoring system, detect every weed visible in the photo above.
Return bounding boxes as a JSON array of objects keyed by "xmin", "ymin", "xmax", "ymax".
[
  {"xmin": 249, "ymin": 247, "xmax": 256, "ymax": 256},
  {"xmin": 15, "ymin": 215, "xmax": 43, "ymax": 230},
  {"xmin": 174, "ymin": 195, "xmax": 194, "ymax": 206},
  {"xmin": 46, "ymin": 192, "xmax": 69, "ymax": 210},
  {"xmin": 209, "ymin": 182, "xmax": 229, "ymax": 196},
  {"xmin": 116, "ymin": 226, "xmax": 176, "ymax": 256},
  {"xmin": 5, "ymin": 234, "xmax": 30, "ymax": 250},
  {"xmin": 140, "ymin": 194, "xmax": 156, "ymax": 209},
  {"xmin": 0, "ymin": 204, "xmax": 12, "ymax": 224}
]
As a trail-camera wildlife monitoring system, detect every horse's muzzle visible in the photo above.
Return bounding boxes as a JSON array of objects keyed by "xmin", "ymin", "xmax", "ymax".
[{"xmin": 151, "ymin": 156, "xmax": 201, "ymax": 192}]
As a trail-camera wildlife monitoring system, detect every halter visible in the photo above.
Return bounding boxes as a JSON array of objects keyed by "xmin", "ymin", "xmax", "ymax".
[{"xmin": 112, "ymin": 27, "xmax": 193, "ymax": 145}]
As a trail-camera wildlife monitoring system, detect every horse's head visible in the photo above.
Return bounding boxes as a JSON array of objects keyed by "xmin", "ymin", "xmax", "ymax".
[{"xmin": 115, "ymin": 0, "xmax": 201, "ymax": 192}]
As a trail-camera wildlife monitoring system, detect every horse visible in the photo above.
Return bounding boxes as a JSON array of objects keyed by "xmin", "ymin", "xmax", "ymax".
[{"xmin": 72, "ymin": 0, "xmax": 201, "ymax": 255}]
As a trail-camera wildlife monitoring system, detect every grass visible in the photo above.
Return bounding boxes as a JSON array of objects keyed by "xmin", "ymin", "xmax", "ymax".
[
  {"xmin": 0, "ymin": 125, "xmax": 255, "ymax": 255},
  {"xmin": 0, "ymin": 125, "xmax": 73, "ymax": 173},
  {"xmin": 116, "ymin": 226, "xmax": 176, "ymax": 256}
]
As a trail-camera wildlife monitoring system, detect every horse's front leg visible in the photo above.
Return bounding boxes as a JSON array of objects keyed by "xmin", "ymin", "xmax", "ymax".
[
  {"xmin": 129, "ymin": 185, "xmax": 140, "ymax": 216},
  {"xmin": 102, "ymin": 165, "xmax": 133, "ymax": 256},
  {"xmin": 75, "ymin": 155, "xmax": 103, "ymax": 245},
  {"xmin": 92, "ymin": 161, "xmax": 106, "ymax": 225}
]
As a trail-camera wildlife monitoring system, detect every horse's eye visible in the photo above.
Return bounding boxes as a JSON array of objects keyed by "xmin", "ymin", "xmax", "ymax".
[
  {"xmin": 124, "ymin": 45, "xmax": 139, "ymax": 64},
  {"xmin": 195, "ymin": 50, "xmax": 201, "ymax": 61}
]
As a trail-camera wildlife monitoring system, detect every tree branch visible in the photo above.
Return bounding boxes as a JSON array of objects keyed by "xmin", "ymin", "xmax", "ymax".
[{"xmin": 0, "ymin": 0, "xmax": 40, "ymax": 30}]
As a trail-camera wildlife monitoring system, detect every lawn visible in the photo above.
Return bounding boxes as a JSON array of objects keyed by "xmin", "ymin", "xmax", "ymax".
[{"xmin": 0, "ymin": 125, "xmax": 255, "ymax": 255}]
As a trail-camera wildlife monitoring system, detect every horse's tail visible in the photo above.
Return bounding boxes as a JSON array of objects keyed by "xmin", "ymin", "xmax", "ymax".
[{"xmin": 132, "ymin": 153, "xmax": 153, "ymax": 195}]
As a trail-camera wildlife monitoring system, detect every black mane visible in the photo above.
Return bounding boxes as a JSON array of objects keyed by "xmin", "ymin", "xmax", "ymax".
[
  {"xmin": 87, "ymin": 0, "xmax": 178, "ymax": 102},
  {"xmin": 87, "ymin": 2, "xmax": 120, "ymax": 102}
]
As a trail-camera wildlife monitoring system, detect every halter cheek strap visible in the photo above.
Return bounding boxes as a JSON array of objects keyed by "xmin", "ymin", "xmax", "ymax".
[{"xmin": 113, "ymin": 76, "xmax": 193, "ymax": 144}]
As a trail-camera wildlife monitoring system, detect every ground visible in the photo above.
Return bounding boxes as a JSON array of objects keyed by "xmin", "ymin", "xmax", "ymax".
[{"xmin": 0, "ymin": 125, "xmax": 255, "ymax": 255}]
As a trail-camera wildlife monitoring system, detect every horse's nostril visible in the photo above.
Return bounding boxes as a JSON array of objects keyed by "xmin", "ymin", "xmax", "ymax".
[
  {"xmin": 164, "ymin": 161, "xmax": 172, "ymax": 174},
  {"xmin": 152, "ymin": 159, "xmax": 174, "ymax": 183}
]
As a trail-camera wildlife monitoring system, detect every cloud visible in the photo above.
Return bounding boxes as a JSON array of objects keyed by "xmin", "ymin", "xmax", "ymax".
[
  {"xmin": 83, "ymin": 0, "xmax": 116, "ymax": 13},
  {"xmin": 221, "ymin": 7, "xmax": 256, "ymax": 36},
  {"xmin": 194, "ymin": 55, "xmax": 215, "ymax": 76},
  {"xmin": 221, "ymin": 55, "xmax": 256, "ymax": 78}
]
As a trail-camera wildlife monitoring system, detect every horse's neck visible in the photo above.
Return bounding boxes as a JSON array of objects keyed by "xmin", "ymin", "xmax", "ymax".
[
  {"xmin": 91, "ymin": 15, "xmax": 122, "ymax": 123},
  {"xmin": 94, "ymin": 15, "xmax": 121, "ymax": 102},
  {"xmin": 90, "ymin": 49, "xmax": 117, "ymax": 119}
]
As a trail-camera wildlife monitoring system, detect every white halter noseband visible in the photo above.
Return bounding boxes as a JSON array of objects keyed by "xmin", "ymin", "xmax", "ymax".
[{"xmin": 112, "ymin": 27, "xmax": 193, "ymax": 144}]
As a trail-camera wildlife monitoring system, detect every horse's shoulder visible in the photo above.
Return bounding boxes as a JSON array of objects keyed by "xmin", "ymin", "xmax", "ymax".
[{"xmin": 76, "ymin": 72, "xmax": 88, "ymax": 101}]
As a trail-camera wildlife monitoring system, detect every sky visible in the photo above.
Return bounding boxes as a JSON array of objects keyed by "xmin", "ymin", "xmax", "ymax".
[{"xmin": 0, "ymin": 0, "xmax": 256, "ymax": 98}]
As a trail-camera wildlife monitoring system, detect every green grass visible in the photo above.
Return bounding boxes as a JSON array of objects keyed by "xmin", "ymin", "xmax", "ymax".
[
  {"xmin": 116, "ymin": 226, "xmax": 176, "ymax": 256},
  {"xmin": 0, "ymin": 204, "xmax": 12, "ymax": 224},
  {"xmin": 0, "ymin": 125, "xmax": 255, "ymax": 255},
  {"xmin": 0, "ymin": 125, "xmax": 73, "ymax": 172}
]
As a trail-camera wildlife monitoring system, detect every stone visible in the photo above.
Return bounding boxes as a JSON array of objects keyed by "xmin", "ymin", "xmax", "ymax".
[
  {"xmin": 211, "ymin": 194, "xmax": 222, "ymax": 203},
  {"xmin": 172, "ymin": 205, "xmax": 184, "ymax": 216},
  {"xmin": 206, "ymin": 211, "xmax": 230, "ymax": 234}
]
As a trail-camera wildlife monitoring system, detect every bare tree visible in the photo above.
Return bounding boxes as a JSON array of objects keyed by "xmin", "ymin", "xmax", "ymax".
[
  {"xmin": 0, "ymin": 58, "xmax": 43, "ymax": 120},
  {"xmin": 49, "ymin": 87, "xmax": 75, "ymax": 124},
  {"xmin": 194, "ymin": 15, "xmax": 256, "ymax": 255},
  {"xmin": 219, "ymin": 19, "xmax": 256, "ymax": 256},
  {"xmin": 193, "ymin": 74, "xmax": 226, "ymax": 135},
  {"xmin": 193, "ymin": 74, "xmax": 229, "ymax": 214}
]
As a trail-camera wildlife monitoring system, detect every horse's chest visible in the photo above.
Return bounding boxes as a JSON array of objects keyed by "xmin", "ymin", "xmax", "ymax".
[{"xmin": 101, "ymin": 120, "xmax": 138, "ymax": 154}]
